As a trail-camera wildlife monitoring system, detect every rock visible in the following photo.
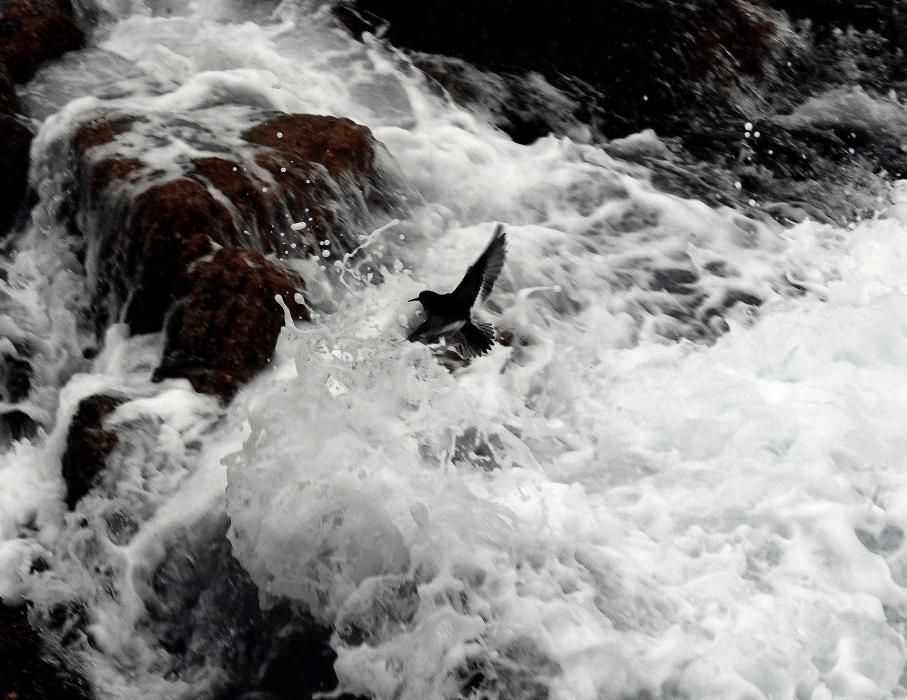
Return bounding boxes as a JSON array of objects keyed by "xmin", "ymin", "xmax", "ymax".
[
  {"xmin": 153, "ymin": 246, "xmax": 309, "ymax": 400},
  {"xmin": 241, "ymin": 113, "xmax": 393, "ymax": 258},
  {"xmin": 143, "ymin": 515, "xmax": 368, "ymax": 699},
  {"xmin": 67, "ymin": 111, "xmax": 400, "ymax": 400},
  {"xmin": 336, "ymin": 0, "xmax": 778, "ymax": 139},
  {"xmin": 0, "ymin": 61, "xmax": 19, "ymax": 113},
  {"xmin": 0, "ymin": 0, "xmax": 85, "ymax": 84},
  {"xmin": 0, "ymin": 408, "xmax": 38, "ymax": 444},
  {"xmin": 1, "ymin": 347, "xmax": 32, "ymax": 403},
  {"xmin": 0, "ymin": 601, "xmax": 91, "ymax": 700},
  {"xmin": 0, "ymin": 0, "xmax": 85, "ymax": 231},
  {"xmin": 114, "ymin": 177, "xmax": 238, "ymax": 335},
  {"xmin": 243, "ymin": 114, "xmax": 377, "ymax": 180},
  {"xmin": 60, "ymin": 394, "xmax": 125, "ymax": 509},
  {"xmin": 0, "ymin": 112, "xmax": 32, "ymax": 231},
  {"xmin": 448, "ymin": 637, "xmax": 561, "ymax": 700}
]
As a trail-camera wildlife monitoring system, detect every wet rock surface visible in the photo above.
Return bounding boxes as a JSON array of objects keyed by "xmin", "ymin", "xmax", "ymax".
[
  {"xmin": 336, "ymin": 0, "xmax": 778, "ymax": 139},
  {"xmin": 0, "ymin": 0, "xmax": 84, "ymax": 84},
  {"xmin": 142, "ymin": 516, "xmax": 368, "ymax": 700},
  {"xmin": 60, "ymin": 394, "xmax": 126, "ymax": 509},
  {"xmin": 68, "ymin": 111, "xmax": 400, "ymax": 399},
  {"xmin": 0, "ymin": 601, "xmax": 91, "ymax": 700},
  {"xmin": 0, "ymin": 113, "xmax": 32, "ymax": 231},
  {"xmin": 0, "ymin": 0, "xmax": 84, "ymax": 231},
  {"xmin": 339, "ymin": 0, "xmax": 906, "ymax": 221},
  {"xmin": 153, "ymin": 246, "xmax": 309, "ymax": 400}
]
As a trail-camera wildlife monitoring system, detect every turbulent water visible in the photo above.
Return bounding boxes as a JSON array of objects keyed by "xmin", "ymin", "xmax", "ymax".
[{"xmin": 2, "ymin": 1, "xmax": 907, "ymax": 698}]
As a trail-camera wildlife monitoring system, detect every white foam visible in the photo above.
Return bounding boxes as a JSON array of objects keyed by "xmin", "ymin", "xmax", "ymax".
[{"xmin": 1, "ymin": 2, "xmax": 906, "ymax": 698}]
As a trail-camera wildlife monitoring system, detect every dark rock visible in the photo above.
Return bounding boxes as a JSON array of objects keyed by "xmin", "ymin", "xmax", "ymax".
[
  {"xmin": 336, "ymin": 0, "xmax": 778, "ymax": 139},
  {"xmin": 448, "ymin": 637, "xmax": 561, "ymax": 700},
  {"xmin": 0, "ymin": 0, "xmax": 84, "ymax": 231},
  {"xmin": 153, "ymin": 246, "xmax": 309, "ymax": 400},
  {"xmin": 0, "ymin": 600, "xmax": 91, "ymax": 699},
  {"xmin": 0, "ymin": 0, "xmax": 85, "ymax": 84},
  {"xmin": 60, "ymin": 394, "xmax": 126, "ymax": 509},
  {"xmin": 1, "ymin": 348, "xmax": 31, "ymax": 402},
  {"xmin": 411, "ymin": 54, "xmax": 585, "ymax": 145},
  {"xmin": 0, "ymin": 60, "xmax": 19, "ymax": 113},
  {"xmin": 0, "ymin": 408, "xmax": 37, "ymax": 443},
  {"xmin": 142, "ymin": 515, "xmax": 367, "ymax": 700},
  {"xmin": 0, "ymin": 112, "xmax": 32, "ymax": 231}
]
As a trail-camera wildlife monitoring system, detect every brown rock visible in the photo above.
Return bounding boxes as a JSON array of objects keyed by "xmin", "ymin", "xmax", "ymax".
[
  {"xmin": 153, "ymin": 246, "xmax": 309, "ymax": 400},
  {"xmin": 0, "ymin": 0, "xmax": 85, "ymax": 84},
  {"xmin": 68, "ymin": 112, "xmax": 398, "ymax": 400},
  {"xmin": 71, "ymin": 116, "xmax": 136, "ymax": 155},
  {"xmin": 243, "ymin": 114, "xmax": 389, "ymax": 257},
  {"xmin": 0, "ymin": 601, "xmax": 90, "ymax": 699},
  {"xmin": 119, "ymin": 179, "xmax": 238, "ymax": 334},
  {"xmin": 0, "ymin": 0, "xmax": 84, "ymax": 231},
  {"xmin": 243, "ymin": 113, "xmax": 376, "ymax": 180},
  {"xmin": 60, "ymin": 394, "xmax": 125, "ymax": 509},
  {"xmin": 190, "ymin": 157, "xmax": 285, "ymax": 252}
]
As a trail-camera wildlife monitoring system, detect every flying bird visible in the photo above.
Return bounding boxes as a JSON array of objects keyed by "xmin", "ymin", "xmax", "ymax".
[{"xmin": 407, "ymin": 224, "xmax": 507, "ymax": 359}]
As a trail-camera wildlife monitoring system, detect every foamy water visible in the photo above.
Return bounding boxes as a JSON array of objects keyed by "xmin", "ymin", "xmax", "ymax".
[{"xmin": 1, "ymin": 1, "xmax": 906, "ymax": 698}]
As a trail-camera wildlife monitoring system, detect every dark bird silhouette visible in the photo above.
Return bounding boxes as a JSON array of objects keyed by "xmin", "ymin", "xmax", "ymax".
[{"xmin": 407, "ymin": 224, "xmax": 507, "ymax": 358}]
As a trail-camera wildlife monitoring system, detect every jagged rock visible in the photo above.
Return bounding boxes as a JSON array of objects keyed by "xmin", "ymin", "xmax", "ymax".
[
  {"xmin": 153, "ymin": 246, "xmax": 309, "ymax": 400},
  {"xmin": 241, "ymin": 113, "xmax": 392, "ymax": 258},
  {"xmin": 0, "ymin": 601, "xmax": 91, "ymax": 699},
  {"xmin": 0, "ymin": 0, "xmax": 85, "ymax": 231},
  {"xmin": 0, "ymin": 0, "xmax": 84, "ymax": 84},
  {"xmin": 0, "ymin": 62, "xmax": 19, "ymax": 114},
  {"xmin": 60, "ymin": 394, "xmax": 126, "ymax": 509},
  {"xmin": 1, "ymin": 346, "xmax": 31, "ymax": 403},
  {"xmin": 335, "ymin": 0, "xmax": 779, "ymax": 139},
  {"xmin": 0, "ymin": 408, "xmax": 38, "ymax": 444},
  {"xmin": 143, "ymin": 516, "xmax": 368, "ymax": 699},
  {"xmin": 0, "ymin": 113, "xmax": 33, "ymax": 231},
  {"xmin": 68, "ymin": 111, "xmax": 399, "ymax": 400}
]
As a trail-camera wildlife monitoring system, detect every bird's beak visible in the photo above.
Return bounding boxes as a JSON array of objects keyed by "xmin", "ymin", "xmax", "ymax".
[{"xmin": 408, "ymin": 297, "xmax": 418, "ymax": 302}]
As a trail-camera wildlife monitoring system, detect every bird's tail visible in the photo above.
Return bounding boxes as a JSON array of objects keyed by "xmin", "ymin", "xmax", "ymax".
[{"xmin": 454, "ymin": 321, "xmax": 495, "ymax": 359}]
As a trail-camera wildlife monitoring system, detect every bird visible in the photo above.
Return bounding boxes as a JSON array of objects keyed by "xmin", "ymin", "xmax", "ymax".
[{"xmin": 407, "ymin": 224, "xmax": 507, "ymax": 359}]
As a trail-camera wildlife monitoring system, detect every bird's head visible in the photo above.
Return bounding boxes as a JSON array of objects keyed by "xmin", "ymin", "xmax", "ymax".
[{"xmin": 408, "ymin": 290, "xmax": 439, "ymax": 306}]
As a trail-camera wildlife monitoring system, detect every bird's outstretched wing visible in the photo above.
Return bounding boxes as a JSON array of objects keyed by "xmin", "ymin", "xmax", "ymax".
[
  {"xmin": 451, "ymin": 321, "xmax": 495, "ymax": 359},
  {"xmin": 451, "ymin": 224, "xmax": 507, "ymax": 309}
]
